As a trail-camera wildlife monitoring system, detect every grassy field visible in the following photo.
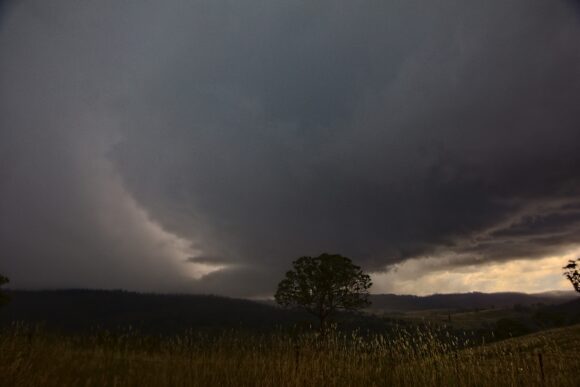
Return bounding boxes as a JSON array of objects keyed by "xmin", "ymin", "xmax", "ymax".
[{"xmin": 1, "ymin": 323, "xmax": 579, "ymax": 386}]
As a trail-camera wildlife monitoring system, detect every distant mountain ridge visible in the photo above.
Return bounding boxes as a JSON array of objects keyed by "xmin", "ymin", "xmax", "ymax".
[
  {"xmin": 0, "ymin": 289, "xmax": 308, "ymax": 334},
  {"xmin": 0, "ymin": 289, "xmax": 390, "ymax": 335},
  {"xmin": 369, "ymin": 291, "xmax": 579, "ymax": 312},
  {"xmin": 1, "ymin": 289, "xmax": 577, "ymax": 336}
]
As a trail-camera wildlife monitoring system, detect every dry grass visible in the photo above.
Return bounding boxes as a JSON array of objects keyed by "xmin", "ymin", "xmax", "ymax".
[{"xmin": 1, "ymin": 323, "xmax": 579, "ymax": 386}]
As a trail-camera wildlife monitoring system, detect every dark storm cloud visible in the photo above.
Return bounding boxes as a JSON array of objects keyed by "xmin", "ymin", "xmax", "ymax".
[
  {"xmin": 0, "ymin": 0, "xmax": 195, "ymax": 291},
  {"xmin": 1, "ymin": 0, "xmax": 580, "ymax": 296}
]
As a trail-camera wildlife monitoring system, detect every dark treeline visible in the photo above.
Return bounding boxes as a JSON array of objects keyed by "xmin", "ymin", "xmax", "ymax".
[
  {"xmin": 0, "ymin": 290, "xmax": 399, "ymax": 336},
  {"xmin": 1, "ymin": 289, "xmax": 579, "ymax": 341},
  {"xmin": 369, "ymin": 291, "xmax": 578, "ymax": 312},
  {"xmin": 0, "ymin": 290, "xmax": 304, "ymax": 335}
]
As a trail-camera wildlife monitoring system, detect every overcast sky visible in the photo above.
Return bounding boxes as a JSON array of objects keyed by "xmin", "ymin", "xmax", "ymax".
[{"xmin": 1, "ymin": 1, "xmax": 580, "ymax": 297}]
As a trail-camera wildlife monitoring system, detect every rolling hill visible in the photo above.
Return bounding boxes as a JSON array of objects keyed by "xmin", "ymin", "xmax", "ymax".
[
  {"xmin": 0, "ymin": 289, "xmax": 310, "ymax": 334},
  {"xmin": 368, "ymin": 291, "xmax": 578, "ymax": 312},
  {"xmin": 1, "ymin": 289, "xmax": 577, "ymax": 337}
]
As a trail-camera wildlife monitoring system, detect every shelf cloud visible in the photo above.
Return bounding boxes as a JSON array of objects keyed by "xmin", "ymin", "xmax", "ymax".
[{"xmin": 1, "ymin": 0, "xmax": 580, "ymax": 296}]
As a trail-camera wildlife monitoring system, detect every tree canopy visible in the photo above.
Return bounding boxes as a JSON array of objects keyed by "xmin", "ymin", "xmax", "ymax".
[
  {"xmin": 275, "ymin": 253, "xmax": 372, "ymax": 330},
  {"xmin": 563, "ymin": 258, "xmax": 580, "ymax": 293}
]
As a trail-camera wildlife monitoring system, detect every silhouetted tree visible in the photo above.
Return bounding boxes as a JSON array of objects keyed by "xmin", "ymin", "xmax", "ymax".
[
  {"xmin": 563, "ymin": 258, "xmax": 580, "ymax": 293},
  {"xmin": 0, "ymin": 274, "xmax": 9, "ymax": 308},
  {"xmin": 275, "ymin": 253, "xmax": 372, "ymax": 332}
]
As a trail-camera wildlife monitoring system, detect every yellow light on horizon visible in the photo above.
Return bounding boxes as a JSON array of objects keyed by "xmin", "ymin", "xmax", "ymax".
[{"xmin": 370, "ymin": 249, "xmax": 579, "ymax": 295}]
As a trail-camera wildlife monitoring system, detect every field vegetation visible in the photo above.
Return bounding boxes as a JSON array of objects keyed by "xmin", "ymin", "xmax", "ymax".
[{"xmin": 1, "ymin": 323, "xmax": 578, "ymax": 387}]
